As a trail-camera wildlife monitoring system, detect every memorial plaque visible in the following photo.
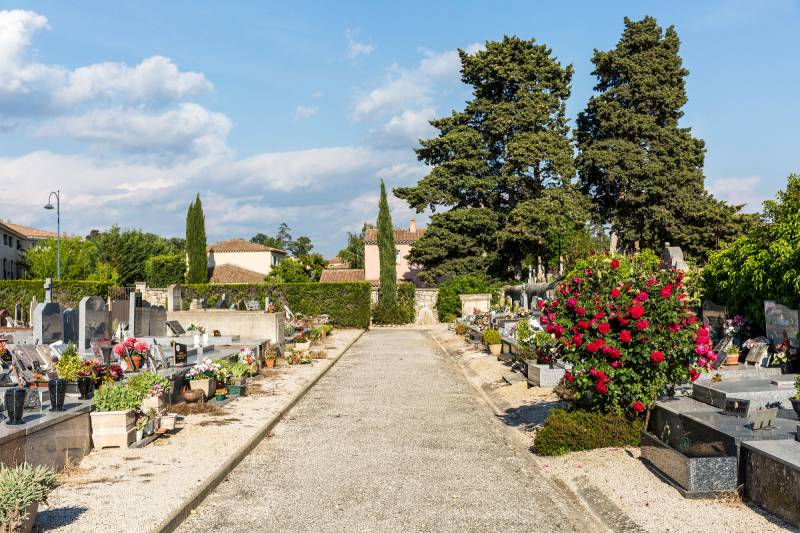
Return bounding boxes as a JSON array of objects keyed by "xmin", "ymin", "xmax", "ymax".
[
  {"xmin": 764, "ymin": 300, "xmax": 799, "ymax": 347},
  {"xmin": 166, "ymin": 321, "xmax": 186, "ymax": 335},
  {"xmin": 78, "ymin": 296, "xmax": 110, "ymax": 354},
  {"xmin": 722, "ymin": 398, "xmax": 750, "ymax": 418},
  {"xmin": 712, "ymin": 336, "xmax": 733, "ymax": 369},
  {"xmin": 745, "ymin": 342, "xmax": 769, "ymax": 366},
  {"xmin": 150, "ymin": 342, "xmax": 168, "ymax": 369},
  {"xmin": 751, "ymin": 408, "xmax": 779, "ymax": 430},
  {"xmin": 32, "ymin": 302, "xmax": 63, "ymax": 344},
  {"xmin": 702, "ymin": 301, "xmax": 727, "ymax": 336},
  {"xmin": 245, "ymin": 300, "xmax": 260, "ymax": 311},
  {"xmin": 174, "ymin": 343, "xmax": 188, "ymax": 365}
]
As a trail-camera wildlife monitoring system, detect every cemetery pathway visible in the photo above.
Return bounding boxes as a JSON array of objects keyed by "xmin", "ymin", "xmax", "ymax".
[{"xmin": 177, "ymin": 328, "xmax": 594, "ymax": 532}]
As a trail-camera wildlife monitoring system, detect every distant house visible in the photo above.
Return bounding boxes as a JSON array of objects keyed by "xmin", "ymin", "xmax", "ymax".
[
  {"xmin": 325, "ymin": 256, "xmax": 350, "ymax": 270},
  {"xmin": 206, "ymin": 239, "xmax": 287, "ymax": 283},
  {"xmin": 364, "ymin": 218, "xmax": 426, "ymax": 287},
  {"xmin": 319, "ymin": 268, "xmax": 365, "ymax": 283},
  {"xmin": 0, "ymin": 220, "xmax": 57, "ymax": 279}
]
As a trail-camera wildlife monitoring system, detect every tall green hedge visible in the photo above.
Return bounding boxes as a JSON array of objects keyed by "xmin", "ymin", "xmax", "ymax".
[
  {"xmin": 0, "ymin": 280, "xmax": 114, "ymax": 322},
  {"xmin": 145, "ymin": 254, "xmax": 186, "ymax": 287},
  {"xmin": 436, "ymin": 274, "xmax": 498, "ymax": 321},
  {"xmin": 180, "ymin": 282, "xmax": 371, "ymax": 328}
]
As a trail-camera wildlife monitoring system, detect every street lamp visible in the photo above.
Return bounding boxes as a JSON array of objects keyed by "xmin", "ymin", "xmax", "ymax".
[{"xmin": 43, "ymin": 190, "xmax": 61, "ymax": 280}]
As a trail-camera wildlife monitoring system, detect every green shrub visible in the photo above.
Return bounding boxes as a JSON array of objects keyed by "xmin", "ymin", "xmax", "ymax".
[
  {"xmin": 127, "ymin": 371, "xmax": 171, "ymax": 397},
  {"xmin": 0, "ymin": 280, "xmax": 114, "ymax": 324},
  {"xmin": 180, "ymin": 282, "xmax": 371, "ymax": 328},
  {"xmin": 0, "ymin": 464, "xmax": 58, "ymax": 529},
  {"xmin": 55, "ymin": 345, "xmax": 85, "ymax": 382},
  {"xmin": 483, "ymin": 328, "xmax": 501, "ymax": 345},
  {"xmin": 145, "ymin": 254, "xmax": 186, "ymax": 287},
  {"xmin": 371, "ymin": 302, "xmax": 406, "ymax": 325},
  {"xmin": 93, "ymin": 384, "xmax": 144, "ymax": 412},
  {"xmin": 398, "ymin": 282, "xmax": 415, "ymax": 323},
  {"xmin": 533, "ymin": 408, "xmax": 642, "ymax": 456},
  {"xmin": 436, "ymin": 274, "xmax": 497, "ymax": 321}
]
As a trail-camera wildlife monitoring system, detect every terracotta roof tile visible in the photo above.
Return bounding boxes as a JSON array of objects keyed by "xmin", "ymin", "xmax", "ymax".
[
  {"xmin": 319, "ymin": 269, "xmax": 365, "ymax": 283},
  {"xmin": 1, "ymin": 221, "xmax": 57, "ymax": 240},
  {"xmin": 363, "ymin": 227, "xmax": 426, "ymax": 245},
  {"xmin": 208, "ymin": 239, "xmax": 286, "ymax": 253},
  {"xmin": 208, "ymin": 264, "xmax": 266, "ymax": 284}
]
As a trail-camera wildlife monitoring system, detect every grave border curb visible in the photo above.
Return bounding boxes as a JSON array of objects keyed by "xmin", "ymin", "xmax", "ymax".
[{"xmin": 155, "ymin": 329, "xmax": 366, "ymax": 533}]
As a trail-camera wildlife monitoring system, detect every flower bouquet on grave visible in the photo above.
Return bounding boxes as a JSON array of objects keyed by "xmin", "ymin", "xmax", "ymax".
[
  {"xmin": 30, "ymin": 372, "xmax": 49, "ymax": 388},
  {"xmin": 186, "ymin": 358, "xmax": 221, "ymax": 400}
]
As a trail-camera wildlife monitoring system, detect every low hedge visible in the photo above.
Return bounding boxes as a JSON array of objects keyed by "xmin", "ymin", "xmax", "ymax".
[
  {"xmin": 436, "ymin": 274, "xmax": 498, "ymax": 321},
  {"xmin": 0, "ymin": 280, "xmax": 114, "ymax": 323},
  {"xmin": 180, "ymin": 282, "xmax": 371, "ymax": 328},
  {"xmin": 533, "ymin": 408, "xmax": 642, "ymax": 456},
  {"xmin": 145, "ymin": 254, "xmax": 186, "ymax": 287}
]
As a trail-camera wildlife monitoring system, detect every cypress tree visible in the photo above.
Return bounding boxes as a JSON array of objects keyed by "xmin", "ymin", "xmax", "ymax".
[
  {"xmin": 185, "ymin": 194, "xmax": 208, "ymax": 283},
  {"xmin": 576, "ymin": 16, "xmax": 756, "ymax": 257},
  {"xmin": 377, "ymin": 180, "xmax": 397, "ymax": 307}
]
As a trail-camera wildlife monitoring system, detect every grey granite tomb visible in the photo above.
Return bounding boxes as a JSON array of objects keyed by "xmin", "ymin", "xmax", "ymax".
[
  {"xmin": 78, "ymin": 296, "xmax": 110, "ymax": 355},
  {"xmin": 62, "ymin": 307, "xmax": 79, "ymax": 344},
  {"xmin": 32, "ymin": 302, "xmax": 63, "ymax": 345}
]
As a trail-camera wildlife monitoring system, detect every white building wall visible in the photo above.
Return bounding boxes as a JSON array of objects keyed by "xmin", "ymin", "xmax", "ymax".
[
  {"xmin": 207, "ymin": 250, "xmax": 284, "ymax": 276},
  {"xmin": 0, "ymin": 227, "xmax": 35, "ymax": 279}
]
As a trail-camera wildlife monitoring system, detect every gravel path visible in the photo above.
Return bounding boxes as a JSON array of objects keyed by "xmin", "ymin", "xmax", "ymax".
[{"xmin": 178, "ymin": 328, "xmax": 594, "ymax": 532}]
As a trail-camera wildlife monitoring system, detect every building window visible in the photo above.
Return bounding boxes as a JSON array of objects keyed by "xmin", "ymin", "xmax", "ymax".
[{"xmin": 395, "ymin": 249, "xmax": 400, "ymax": 264}]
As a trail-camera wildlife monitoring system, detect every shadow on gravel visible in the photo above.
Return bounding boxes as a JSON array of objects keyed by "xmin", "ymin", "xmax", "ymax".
[
  {"xmin": 497, "ymin": 400, "xmax": 566, "ymax": 432},
  {"xmin": 37, "ymin": 506, "xmax": 88, "ymax": 529}
]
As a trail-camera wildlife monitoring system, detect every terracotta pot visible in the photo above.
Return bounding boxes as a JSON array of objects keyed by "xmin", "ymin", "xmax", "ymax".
[
  {"xmin": 266, "ymin": 358, "xmax": 276, "ymax": 368},
  {"xmin": 489, "ymin": 344, "xmax": 502, "ymax": 356},
  {"xmin": 182, "ymin": 386, "xmax": 204, "ymax": 403},
  {"xmin": 724, "ymin": 353, "xmax": 740, "ymax": 365},
  {"xmin": 132, "ymin": 355, "xmax": 143, "ymax": 370}
]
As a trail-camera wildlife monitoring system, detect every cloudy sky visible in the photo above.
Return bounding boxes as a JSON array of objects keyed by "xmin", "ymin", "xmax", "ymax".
[{"xmin": 0, "ymin": 1, "xmax": 798, "ymax": 256}]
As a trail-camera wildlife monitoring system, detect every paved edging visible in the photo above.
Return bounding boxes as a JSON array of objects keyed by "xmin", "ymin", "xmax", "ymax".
[{"xmin": 155, "ymin": 329, "xmax": 366, "ymax": 533}]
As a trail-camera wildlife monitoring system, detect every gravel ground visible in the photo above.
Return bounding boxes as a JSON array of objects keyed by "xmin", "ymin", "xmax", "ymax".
[
  {"xmin": 432, "ymin": 327, "xmax": 797, "ymax": 533},
  {"xmin": 177, "ymin": 328, "xmax": 597, "ymax": 532},
  {"xmin": 36, "ymin": 329, "xmax": 363, "ymax": 533}
]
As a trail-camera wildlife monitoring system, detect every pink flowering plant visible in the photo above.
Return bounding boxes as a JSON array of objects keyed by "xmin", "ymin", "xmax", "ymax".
[{"xmin": 541, "ymin": 252, "xmax": 715, "ymax": 416}]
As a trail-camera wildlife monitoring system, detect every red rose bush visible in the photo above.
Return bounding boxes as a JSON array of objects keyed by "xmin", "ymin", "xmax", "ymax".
[{"xmin": 540, "ymin": 252, "xmax": 714, "ymax": 415}]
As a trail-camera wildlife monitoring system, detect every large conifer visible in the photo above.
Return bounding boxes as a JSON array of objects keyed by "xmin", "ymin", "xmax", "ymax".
[
  {"xmin": 377, "ymin": 180, "xmax": 397, "ymax": 307},
  {"xmin": 185, "ymin": 194, "xmax": 208, "ymax": 283},
  {"xmin": 576, "ymin": 16, "xmax": 756, "ymax": 257}
]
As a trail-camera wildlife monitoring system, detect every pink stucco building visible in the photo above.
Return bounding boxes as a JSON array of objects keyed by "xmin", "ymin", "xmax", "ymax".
[{"xmin": 364, "ymin": 219, "xmax": 426, "ymax": 287}]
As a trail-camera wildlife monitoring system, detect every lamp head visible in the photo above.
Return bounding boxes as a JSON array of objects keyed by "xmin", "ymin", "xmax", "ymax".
[{"xmin": 43, "ymin": 203, "xmax": 54, "ymax": 210}]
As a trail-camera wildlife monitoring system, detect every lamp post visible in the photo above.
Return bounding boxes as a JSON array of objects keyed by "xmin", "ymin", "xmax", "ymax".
[{"xmin": 44, "ymin": 190, "xmax": 61, "ymax": 280}]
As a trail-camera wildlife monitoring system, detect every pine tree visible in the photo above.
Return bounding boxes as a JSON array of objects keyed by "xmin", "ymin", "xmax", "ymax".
[
  {"xmin": 377, "ymin": 180, "xmax": 397, "ymax": 307},
  {"xmin": 185, "ymin": 194, "xmax": 208, "ymax": 283},
  {"xmin": 576, "ymin": 16, "xmax": 756, "ymax": 258},
  {"xmin": 395, "ymin": 36, "xmax": 575, "ymax": 282}
]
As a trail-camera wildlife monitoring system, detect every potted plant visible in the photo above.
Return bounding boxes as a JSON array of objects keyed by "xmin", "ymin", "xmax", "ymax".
[
  {"xmin": 55, "ymin": 344, "xmax": 85, "ymax": 392},
  {"xmin": 483, "ymin": 329, "xmax": 502, "ymax": 356},
  {"xmin": 128, "ymin": 372, "xmax": 171, "ymax": 412},
  {"xmin": 532, "ymin": 331, "xmax": 557, "ymax": 366},
  {"xmin": 454, "ymin": 323, "xmax": 467, "ymax": 336},
  {"xmin": 30, "ymin": 373, "xmax": 49, "ymax": 389},
  {"xmin": 91, "ymin": 384, "xmax": 143, "ymax": 449},
  {"xmin": 0, "ymin": 464, "xmax": 58, "ymax": 533},
  {"xmin": 791, "ymin": 376, "xmax": 800, "ymax": 419},
  {"xmin": 186, "ymin": 358, "xmax": 220, "ymax": 400},
  {"xmin": 294, "ymin": 333, "xmax": 310, "ymax": 352},
  {"xmin": 214, "ymin": 388, "xmax": 228, "ymax": 401},
  {"xmin": 724, "ymin": 345, "xmax": 740, "ymax": 365},
  {"xmin": 187, "ymin": 324, "xmax": 201, "ymax": 347}
]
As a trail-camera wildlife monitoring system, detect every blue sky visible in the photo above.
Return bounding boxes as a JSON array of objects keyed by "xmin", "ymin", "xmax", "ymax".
[{"xmin": 0, "ymin": 1, "xmax": 797, "ymax": 257}]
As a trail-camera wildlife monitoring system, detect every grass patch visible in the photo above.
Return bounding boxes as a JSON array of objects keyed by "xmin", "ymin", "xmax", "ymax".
[{"xmin": 533, "ymin": 408, "xmax": 641, "ymax": 456}]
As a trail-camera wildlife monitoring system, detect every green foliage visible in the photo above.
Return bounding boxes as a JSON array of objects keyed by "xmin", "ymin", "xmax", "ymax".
[
  {"xmin": 145, "ymin": 254, "xmax": 186, "ymax": 287},
  {"xmin": 24, "ymin": 237, "xmax": 99, "ymax": 280},
  {"xmin": 266, "ymin": 254, "xmax": 327, "ymax": 283},
  {"xmin": 337, "ymin": 224, "xmax": 366, "ymax": 269},
  {"xmin": 0, "ymin": 280, "xmax": 114, "ymax": 324},
  {"xmin": 435, "ymin": 274, "xmax": 497, "ymax": 321},
  {"xmin": 576, "ymin": 16, "xmax": 756, "ymax": 259},
  {"xmin": 371, "ymin": 302, "xmax": 408, "ymax": 325},
  {"xmin": 0, "ymin": 464, "xmax": 58, "ymax": 528},
  {"xmin": 180, "ymin": 282, "xmax": 371, "ymax": 328},
  {"xmin": 288, "ymin": 236, "xmax": 314, "ymax": 257},
  {"xmin": 533, "ymin": 408, "xmax": 642, "ymax": 456},
  {"xmin": 185, "ymin": 194, "xmax": 208, "ymax": 284},
  {"xmin": 483, "ymin": 328, "xmax": 501, "ymax": 345},
  {"xmin": 87, "ymin": 226, "xmax": 180, "ymax": 285},
  {"xmin": 93, "ymin": 384, "xmax": 145, "ymax": 412},
  {"xmin": 86, "ymin": 261, "xmax": 121, "ymax": 284},
  {"xmin": 250, "ymin": 233, "xmax": 284, "ymax": 249},
  {"xmin": 127, "ymin": 371, "xmax": 171, "ymax": 398},
  {"xmin": 377, "ymin": 180, "xmax": 398, "ymax": 307},
  {"xmin": 56, "ymin": 346, "xmax": 85, "ymax": 382},
  {"xmin": 396, "ymin": 36, "xmax": 575, "ymax": 280},
  {"xmin": 702, "ymin": 174, "xmax": 800, "ymax": 329}
]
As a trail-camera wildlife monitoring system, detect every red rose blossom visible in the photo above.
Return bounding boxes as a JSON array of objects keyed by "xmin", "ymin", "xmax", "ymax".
[
  {"xmin": 632, "ymin": 401, "xmax": 644, "ymax": 413},
  {"xmin": 619, "ymin": 330, "xmax": 632, "ymax": 343},
  {"xmin": 636, "ymin": 291, "xmax": 649, "ymax": 302},
  {"xmin": 629, "ymin": 304, "xmax": 645, "ymax": 319},
  {"xmin": 610, "ymin": 288, "xmax": 621, "ymax": 299},
  {"xmin": 610, "ymin": 259, "xmax": 620, "ymax": 269},
  {"xmin": 572, "ymin": 334, "xmax": 584, "ymax": 346},
  {"xmin": 636, "ymin": 319, "xmax": 650, "ymax": 332},
  {"xmin": 660, "ymin": 285, "xmax": 673, "ymax": 299},
  {"xmin": 576, "ymin": 307, "xmax": 586, "ymax": 316},
  {"xmin": 650, "ymin": 351, "xmax": 664, "ymax": 364},
  {"xmin": 597, "ymin": 322, "xmax": 611, "ymax": 335},
  {"xmin": 596, "ymin": 381, "xmax": 608, "ymax": 394},
  {"xmin": 564, "ymin": 371, "xmax": 575, "ymax": 382}
]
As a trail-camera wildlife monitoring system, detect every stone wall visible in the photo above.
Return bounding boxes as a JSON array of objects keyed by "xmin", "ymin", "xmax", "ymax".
[
  {"xmin": 414, "ymin": 288, "xmax": 438, "ymax": 324},
  {"xmin": 166, "ymin": 309, "xmax": 284, "ymax": 344},
  {"xmin": 135, "ymin": 282, "xmax": 168, "ymax": 308}
]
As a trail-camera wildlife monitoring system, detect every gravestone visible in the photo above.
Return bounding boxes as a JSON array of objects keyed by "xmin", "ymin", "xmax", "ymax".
[
  {"xmin": 14, "ymin": 303, "xmax": 22, "ymax": 324},
  {"xmin": 702, "ymin": 301, "xmax": 728, "ymax": 335},
  {"xmin": 245, "ymin": 300, "xmax": 260, "ymax": 311},
  {"xmin": 661, "ymin": 245, "xmax": 689, "ymax": 272},
  {"xmin": 29, "ymin": 297, "xmax": 38, "ymax": 327},
  {"xmin": 166, "ymin": 320, "xmax": 186, "ymax": 335},
  {"xmin": 722, "ymin": 398, "xmax": 751, "ymax": 418},
  {"xmin": 167, "ymin": 284, "xmax": 182, "ymax": 312},
  {"xmin": 752, "ymin": 408, "xmax": 779, "ymax": 430},
  {"xmin": 43, "ymin": 278, "xmax": 53, "ymax": 303},
  {"xmin": 764, "ymin": 300, "xmax": 799, "ymax": 347},
  {"xmin": 78, "ymin": 296, "xmax": 110, "ymax": 354},
  {"xmin": 712, "ymin": 336, "xmax": 734, "ymax": 369},
  {"xmin": 174, "ymin": 342, "xmax": 188, "ymax": 365},
  {"xmin": 62, "ymin": 308, "xmax": 79, "ymax": 344},
  {"xmin": 110, "ymin": 299, "xmax": 130, "ymax": 331},
  {"xmin": 745, "ymin": 342, "xmax": 770, "ymax": 366},
  {"xmin": 32, "ymin": 302, "xmax": 63, "ymax": 345},
  {"xmin": 148, "ymin": 305, "xmax": 167, "ymax": 337},
  {"xmin": 190, "ymin": 299, "xmax": 201, "ymax": 310}
]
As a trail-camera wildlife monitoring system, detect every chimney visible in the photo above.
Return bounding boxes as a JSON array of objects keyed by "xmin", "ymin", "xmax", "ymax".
[{"xmin": 409, "ymin": 218, "xmax": 417, "ymax": 233}]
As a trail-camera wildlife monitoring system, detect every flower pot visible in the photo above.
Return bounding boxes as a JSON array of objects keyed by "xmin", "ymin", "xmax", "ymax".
[
  {"xmin": 141, "ymin": 395, "xmax": 167, "ymax": 413},
  {"xmin": 101, "ymin": 345, "xmax": 113, "ymax": 366},
  {"xmin": 295, "ymin": 341, "xmax": 311, "ymax": 352},
  {"xmin": 5, "ymin": 388, "xmax": 26, "ymax": 425},
  {"xmin": 131, "ymin": 355, "xmax": 143, "ymax": 371},
  {"xmin": 724, "ymin": 353, "xmax": 740, "ymax": 365},
  {"xmin": 265, "ymin": 358, "xmax": 276, "ymax": 368},
  {"xmin": 182, "ymin": 387, "xmax": 203, "ymax": 403},
  {"xmin": 489, "ymin": 343, "xmax": 502, "ymax": 356},
  {"xmin": 228, "ymin": 384, "xmax": 243, "ymax": 396},
  {"xmin": 189, "ymin": 378, "xmax": 216, "ymax": 401},
  {"xmin": 48, "ymin": 378, "xmax": 67, "ymax": 412},
  {"xmin": 159, "ymin": 414, "xmax": 177, "ymax": 431},
  {"xmin": 192, "ymin": 334, "xmax": 201, "ymax": 348},
  {"xmin": 90, "ymin": 410, "xmax": 136, "ymax": 449},
  {"xmin": 791, "ymin": 398, "xmax": 800, "ymax": 419},
  {"xmin": 77, "ymin": 376, "xmax": 94, "ymax": 400}
]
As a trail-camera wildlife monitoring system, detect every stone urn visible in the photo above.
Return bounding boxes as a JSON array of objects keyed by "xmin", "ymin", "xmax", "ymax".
[
  {"xmin": 5, "ymin": 388, "xmax": 26, "ymax": 425},
  {"xmin": 791, "ymin": 398, "xmax": 800, "ymax": 419},
  {"xmin": 77, "ymin": 376, "xmax": 94, "ymax": 400},
  {"xmin": 48, "ymin": 378, "xmax": 68, "ymax": 412}
]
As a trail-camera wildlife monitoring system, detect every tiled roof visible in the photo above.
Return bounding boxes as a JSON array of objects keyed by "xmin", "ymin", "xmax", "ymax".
[
  {"xmin": 319, "ymin": 269, "xmax": 365, "ymax": 283},
  {"xmin": 208, "ymin": 239, "xmax": 286, "ymax": 253},
  {"xmin": 1, "ymin": 221, "xmax": 57, "ymax": 240},
  {"xmin": 208, "ymin": 264, "xmax": 266, "ymax": 284},
  {"xmin": 326, "ymin": 256, "xmax": 351, "ymax": 269},
  {"xmin": 363, "ymin": 227, "xmax": 426, "ymax": 245}
]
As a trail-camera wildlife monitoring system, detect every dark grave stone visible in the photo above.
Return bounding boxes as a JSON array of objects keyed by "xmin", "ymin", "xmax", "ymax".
[
  {"xmin": 764, "ymin": 300, "xmax": 799, "ymax": 347},
  {"xmin": 722, "ymin": 398, "xmax": 750, "ymax": 418},
  {"xmin": 110, "ymin": 299, "xmax": 130, "ymax": 329},
  {"xmin": 62, "ymin": 308, "xmax": 79, "ymax": 344},
  {"xmin": 78, "ymin": 296, "xmax": 110, "ymax": 354},
  {"xmin": 741, "ymin": 440, "xmax": 800, "ymax": 527},
  {"xmin": 166, "ymin": 320, "xmax": 186, "ymax": 335},
  {"xmin": 32, "ymin": 302, "xmax": 63, "ymax": 345},
  {"xmin": 174, "ymin": 343, "xmax": 188, "ymax": 365},
  {"xmin": 148, "ymin": 306, "xmax": 167, "ymax": 337},
  {"xmin": 702, "ymin": 301, "xmax": 727, "ymax": 336},
  {"xmin": 711, "ymin": 336, "xmax": 733, "ymax": 369}
]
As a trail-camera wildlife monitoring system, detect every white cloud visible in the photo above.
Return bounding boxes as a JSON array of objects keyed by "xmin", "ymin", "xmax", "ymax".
[
  {"xmin": 375, "ymin": 107, "xmax": 436, "ymax": 147},
  {"xmin": 707, "ymin": 175, "xmax": 768, "ymax": 213},
  {"xmin": 352, "ymin": 43, "xmax": 481, "ymax": 121},
  {"xmin": 0, "ymin": 10, "xmax": 211, "ymax": 115},
  {"xmin": 346, "ymin": 29, "xmax": 374, "ymax": 59},
  {"xmin": 294, "ymin": 105, "xmax": 319, "ymax": 119},
  {"xmin": 37, "ymin": 103, "xmax": 231, "ymax": 155}
]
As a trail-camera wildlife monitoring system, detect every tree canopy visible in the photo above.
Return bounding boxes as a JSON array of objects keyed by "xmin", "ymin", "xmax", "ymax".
[
  {"xmin": 337, "ymin": 224, "xmax": 366, "ymax": 269},
  {"xmin": 87, "ymin": 226, "xmax": 179, "ymax": 285},
  {"xmin": 266, "ymin": 254, "xmax": 327, "ymax": 283},
  {"xmin": 185, "ymin": 194, "xmax": 208, "ymax": 284}
]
